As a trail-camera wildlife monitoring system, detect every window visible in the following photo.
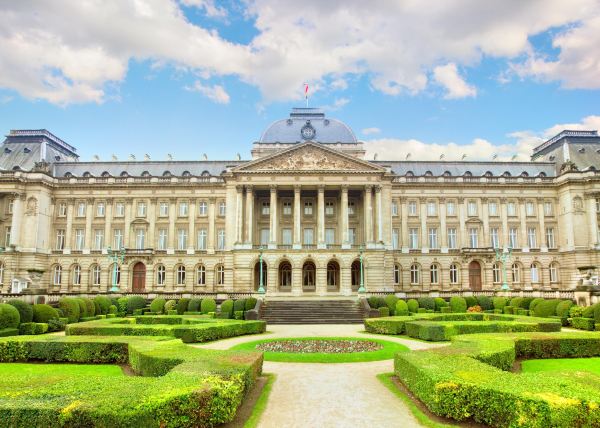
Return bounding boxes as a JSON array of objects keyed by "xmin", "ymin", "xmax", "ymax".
[
  {"xmin": 115, "ymin": 202, "xmax": 125, "ymax": 217},
  {"xmin": 72, "ymin": 265, "xmax": 81, "ymax": 286},
  {"xmin": 394, "ymin": 264, "xmax": 401, "ymax": 284},
  {"xmin": 509, "ymin": 227, "xmax": 518, "ymax": 248},
  {"xmin": 303, "ymin": 228, "xmax": 314, "ymax": 245},
  {"xmin": 77, "ymin": 202, "xmax": 86, "ymax": 217},
  {"xmin": 450, "ymin": 263, "xmax": 459, "ymax": 284},
  {"xmin": 447, "ymin": 228, "xmax": 457, "ymax": 249},
  {"xmin": 283, "ymin": 201, "xmax": 292, "ymax": 216},
  {"xmin": 261, "ymin": 202, "xmax": 270, "ymax": 215},
  {"xmin": 526, "ymin": 201, "xmax": 535, "ymax": 216},
  {"xmin": 410, "ymin": 264, "xmax": 420, "ymax": 285},
  {"xmin": 218, "ymin": 202, "xmax": 226, "ymax": 216},
  {"xmin": 158, "ymin": 229, "xmax": 168, "ymax": 250},
  {"xmin": 198, "ymin": 201, "xmax": 207, "ymax": 216},
  {"xmin": 58, "ymin": 202, "xmax": 67, "ymax": 217},
  {"xmin": 75, "ymin": 229, "xmax": 85, "ymax": 250},
  {"xmin": 304, "ymin": 201, "xmax": 313, "ymax": 216},
  {"xmin": 4, "ymin": 227, "xmax": 10, "ymax": 247},
  {"xmin": 216, "ymin": 264, "xmax": 225, "ymax": 285},
  {"xmin": 467, "ymin": 201, "xmax": 477, "ymax": 216},
  {"xmin": 280, "ymin": 262, "xmax": 292, "ymax": 287},
  {"xmin": 392, "ymin": 228, "xmax": 399, "ymax": 249},
  {"xmin": 176, "ymin": 265, "xmax": 186, "ymax": 285},
  {"xmin": 348, "ymin": 201, "xmax": 356, "ymax": 215},
  {"xmin": 468, "ymin": 228, "xmax": 478, "ymax": 248},
  {"xmin": 260, "ymin": 228, "xmax": 269, "ymax": 246},
  {"xmin": 507, "ymin": 202, "xmax": 517, "ymax": 216},
  {"xmin": 549, "ymin": 263, "xmax": 559, "ymax": 282},
  {"xmin": 177, "ymin": 229, "xmax": 187, "ymax": 250},
  {"xmin": 156, "ymin": 265, "xmax": 166, "ymax": 286},
  {"xmin": 430, "ymin": 264, "xmax": 439, "ymax": 284},
  {"xmin": 282, "ymin": 228, "xmax": 293, "ymax": 246},
  {"xmin": 159, "ymin": 202, "xmax": 169, "ymax": 217},
  {"xmin": 137, "ymin": 201, "xmax": 147, "ymax": 217},
  {"xmin": 511, "ymin": 263, "xmax": 521, "ymax": 283},
  {"xmin": 408, "ymin": 201, "xmax": 417, "ymax": 216},
  {"xmin": 490, "ymin": 227, "xmax": 500, "ymax": 248},
  {"xmin": 544, "ymin": 201, "xmax": 553, "ymax": 216},
  {"xmin": 7, "ymin": 200, "xmax": 13, "ymax": 214},
  {"xmin": 409, "ymin": 228, "xmax": 419, "ymax": 249},
  {"xmin": 527, "ymin": 227, "xmax": 537, "ymax": 248},
  {"xmin": 91, "ymin": 265, "xmax": 101, "ymax": 286},
  {"xmin": 111, "ymin": 264, "xmax": 121, "ymax": 286},
  {"xmin": 545, "ymin": 227, "xmax": 555, "ymax": 248},
  {"xmin": 325, "ymin": 201, "xmax": 335, "ymax": 216},
  {"xmin": 391, "ymin": 201, "xmax": 398, "ymax": 216},
  {"xmin": 492, "ymin": 263, "xmax": 501, "ymax": 283},
  {"xmin": 196, "ymin": 265, "xmax": 206, "ymax": 286},
  {"xmin": 489, "ymin": 201, "xmax": 498, "ymax": 216},
  {"xmin": 179, "ymin": 202, "xmax": 188, "ymax": 217},
  {"xmin": 94, "ymin": 230, "xmax": 104, "ymax": 250},
  {"xmin": 446, "ymin": 201, "xmax": 456, "ymax": 216},
  {"xmin": 327, "ymin": 262, "xmax": 339, "ymax": 287},
  {"xmin": 136, "ymin": 229, "xmax": 145, "ymax": 249},
  {"xmin": 428, "ymin": 228, "xmax": 438, "ymax": 249},
  {"xmin": 325, "ymin": 228, "xmax": 335, "ymax": 245},
  {"xmin": 96, "ymin": 202, "xmax": 105, "ymax": 217},
  {"xmin": 52, "ymin": 265, "xmax": 62, "ymax": 286},
  {"xmin": 530, "ymin": 263, "xmax": 540, "ymax": 283},
  {"xmin": 348, "ymin": 228, "xmax": 356, "ymax": 245},
  {"xmin": 113, "ymin": 229, "xmax": 123, "ymax": 249},
  {"xmin": 56, "ymin": 229, "xmax": 65, "ymax": 250},
  {"xmin": 427, "ymin": 202, "xmax": 437, "ymax": 216},
  {"xmin": 197, "ymin": 229, "xmax": 207, "ymax": 250},
  {"xmin": 217, "ymin": 229, "xmax": 225, "ymax": 250}
]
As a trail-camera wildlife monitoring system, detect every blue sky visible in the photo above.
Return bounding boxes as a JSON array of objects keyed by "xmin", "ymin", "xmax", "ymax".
[{"xmin": 0, "ymin": 1, "xmax": 599, "ymax": 162}]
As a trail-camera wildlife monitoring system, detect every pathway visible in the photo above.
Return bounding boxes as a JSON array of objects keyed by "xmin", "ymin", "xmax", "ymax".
[{"xmin": 197, "ymin": 324, "xmax": 443, "ymax": 428}]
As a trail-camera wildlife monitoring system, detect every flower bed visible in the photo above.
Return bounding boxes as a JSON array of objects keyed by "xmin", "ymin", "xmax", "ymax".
[{"xmin": 257, "ymin": 339, "xmax": 382, "ymax": 354}]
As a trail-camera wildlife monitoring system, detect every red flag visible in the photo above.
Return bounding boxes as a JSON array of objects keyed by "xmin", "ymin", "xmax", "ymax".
[{"xmin": 304, "ymin": 83, "xmax": 309, "ymax": 98}]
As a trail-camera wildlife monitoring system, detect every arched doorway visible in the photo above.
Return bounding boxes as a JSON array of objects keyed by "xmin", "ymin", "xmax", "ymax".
[
  {"xmin": 327, "ymin": 260, "xmax": 340, "ymax": 291},
  {"xmin": 278, "ymin": 261, "xmax": 292, "ymax": 290},
  {"xmin": 302, "ymin": 261, "xmax": 316, "ymax": 291},
  {"xmin": 469, "ymin": 261, "xmax": 482, "ymax": 291},
  {"xmin": 254, "ymin": 261, "xmax": 267, "ymax": 291},
  {"xmin": 132, "ymin": 262, "xmax": 146, "ymax": 292},
  {"xmin": 351, "ymin": 260, "xmax": 361, "ymax": 292}
]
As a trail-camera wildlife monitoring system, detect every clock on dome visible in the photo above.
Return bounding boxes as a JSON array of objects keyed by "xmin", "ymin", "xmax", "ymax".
[{"xmin": 300, "ymin": 122, "xmax": 316, "ymax": 140}]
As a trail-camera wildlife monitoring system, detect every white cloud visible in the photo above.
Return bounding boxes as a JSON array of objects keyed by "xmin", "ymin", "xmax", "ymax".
[
  {"xmin": 179, "ymin": 0, "xmax": 228, "ymax": 18},
  {"xmin": 322, "ymin": 97, "xmax": 349, "ymax": 111},
  {"xmin": 432, "ymin": 63, "xmax": 477, "ymax": 99},
  {"xmin": 361, "ymin": 127, "xmax": 380, "ymax": 135},
  {"xmin": 186, "ymin": 81, "xmax": 230, "ymax": 103}
]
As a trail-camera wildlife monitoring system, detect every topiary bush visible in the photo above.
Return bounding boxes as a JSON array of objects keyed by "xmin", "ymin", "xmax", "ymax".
[
  {"xmin": 83, "ymin": 298, "xmax": 96, "ymax": 317},
  {"xmin": 395, "ymin": 300, "xmax": 409, "ymax": 316},
  {"xmin": 7, "ymin": 300, "xmax": 33, "ymax": 324},
  {"xmin": 529, "ymin": 298, "xmax": 545, "ymax": 311},
  {"xmin": 417, "ymin": 297, "xmax": 435, "ymax": 311},
  {"xmin": 220, "ymin": 300, "xmax": 234, "ymax": 318},
  {"xmin": 233, "ymin": 299, "xmax": 246, "ymax": 313},
  {"xmin": 465, "ymin": 296, "xmax": 477, "ymax": 308},
  {"xmin": 19, "ymin": 322, "xmax": 48, "ymax": 335},
  {"xmin": 476, "ymin": 296, "xmax": 493, "ymax": 311},
  {"xmin": 555, "ymin": 300, "xmax": 574, "ymax": 318},
  {"xmin": 164, "ymin": 300, "xmax": 177, "ymax": 313},
  {"xmin": 378, "ymin": 307, "xmax": 390, "ymax": 317},
  {"xmin": 449, "ymin": 297, "xmax": 467, "ymax": 313},
  {"xmin": 533, "ymin": 299, "xmax": 561, "ymax": 318},
  {"xmin": 434, "ymin": 298, "xmax": 448, "ymax": 311},
  {"xmin": 509, "ymin": 297, "xmax": 523, "ymax": 308},
  {"xmin": 150, "ymin": 298, "xmax": 166, "ymax": 314},
  {"xmin": 594, "ymin": 304, "xmax": 600, "ymax": 322},
  {"xmin": 0, "ymin": 303, "xmax": 20, "ymax": 329},
  {"xmin": 407, "ymin": 299, "xmax": 419, "ymax": 313},
  {"xmin": 492, "ymin": 297, "xmax": 507, "ymax": 310},
  {"xmin": 188, "ymin": 298, "xmax": 202, "ymax": 312},
  {"xmin": 117, "ymin": 297, "xmax": 128, "ymax": 315},
  {"xmin": 108, "ymin": 305, "xmax": 117, "ymax": 314},
  {"xmin": 74, "ymin": 298, "xmax": 88, "ymax": 318},
  {"xmin": 384, "ymin": 295, "xmax": 399, "ymax": 315},
  {"xmin": 126, "ymin": 296, "xmax": 147, "ymax": 314},
  {"xmin": 569, "ymin": 305, "xmax": 584, "ymax": 319},
  {"xmin": 176, "ymin": 298, "xmax": 190, "ymax": 315},
  {"xmin": 93, "ymin": 296, "xmax": 112, "ymax": 315},
  {"xmin": 367, "ymin": 297, "xmax": 381, "ymax": 309},
  {"xmin": 201, "ymin": 298, "xmax": 217, "ymax": 314},
  {"xmin": 245, "ymin": 297, "xmax": 257, "ymax": 311},
  {"xmin": 32, "ymin": 304, "xmax": 59, "ymax": 323},
  {"xmin": 58, "ymin": 298, "xmax": 81, "ymax": 323}
]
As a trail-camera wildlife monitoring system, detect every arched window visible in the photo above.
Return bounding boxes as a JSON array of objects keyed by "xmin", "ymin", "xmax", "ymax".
[
  {"xmin": 182, "ymin": 171, "xmax": 191, "ymax": 177},
  {"xmin": 120, "ymin": 171, "xmax": 129, "ymax": 177},
  {"xmin": 176, "ymin": 265, "xmax": 186, "ymax": 286},
  {"xmin": 141, "ymin": 171, "xmax": 151, "ymax": 177},
  {"xmin": 101, "ymin": 171, "xmax": 111, "ymax": 177},
  {"xmin": 492, "ymin": 263, "xmax": 501, "ymax": 283},
  {"xmin": 0, "ymin": 262, "xmax": 4, "ymax": 285},
  {"xmin": 279, "ymin": 261, "xmax": 292, "ymax": 287},
  {"xmin": 405, "ymin": 171, "xmax": 414, "ymax": 177},
  {"xmin": 302, "ymin": 261, "xmax": 316, "ymax": 287},
  {"xmin": 442, "ymin": 171, "xmax": 452, "ymax": 177},
  {"xmin": 91, "ymin": 264, "xmax": 101, "ymax": 286},
  {"xmin": 64, "ymin": 172, "xmax": 73, "ymax": 178},
  {"xmin": 110, "ymin": 264, "xmax": 121, "ymax": 286},
  {"xmin": 52, "ymin": 265, "xmax": 62, "ymax": 286},
  {"xmin": 549, "ymin": 262, "xmax": 559, "ymax": 283},
  {"xmin": 511, "ymin": 263, "xmax": 521, "ymax": 283},
  {"xmin": 530, "ymin": 263, "xmax": 540, "ymax": 283},
  {"xmin": 520, "ymin": 171, "xmax": 529, "ymax": 177},
  {"xmin": 83, "ymin": 172, "xmax": 92, "ymax": 178},
  {"xmin": 72, "ymin": 264, "xmax": 81, "ymax": 286},
  {"xmin": 424, "ymin": 170, "xmax": 433, "ymax": 176},
  {"xmin": 393, "ymin": 264, "xmax": 401, "ymax": 285},
  {"xmin": 502, "ymin": 171, "xmax": 511, "ymax": 177},
  {"xmin": 196, "ymin": 264, "xmax": 206, "ymax": 286},
  {"xmin": 215, "ymin": 264, "xmax": 225, "ymax": 285},
  {"xmin": 450, "ymin": 263, "xmax": 459, "ymax": 284},
  {"xmin": 327, "ymin": 261, "xmax": 340, "ymax": 288},
  {"xmin": 410, "ymin": 264, "xmax": 420, "ymax": 285},
  {"xmin": 484, "ymin": 171, "xmax": 493, "ymax": 177},
  {"xmin": 430, "ymin": 264, "xmax": 439, "ymax": 284},
  {"xmin": 538, "ymin": 172, "xmax": 547, "ymax": 178},
  {"xmin": 201, "ymin": 170, "xmax": 210, "ymax": 177},
  {"xmin": 163, "ymin": 171, "xmax": 172, "ymax": 177},
  {"xmin": 464, "ymin": 171, "xmax": 472, "ymax": 177},
  {"xmin": 351, "ymin": 260, "xmax": 361, "ymax": 291},
  {"xmin": 156, "ymin": 265, "xmax": 166, "ymax": 286}
]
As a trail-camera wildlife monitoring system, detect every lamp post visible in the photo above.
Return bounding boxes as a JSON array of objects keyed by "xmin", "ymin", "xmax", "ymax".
[
  {"xmin": 107, "ymin": 246, "xmax": 126, "ymax": 292},
  {"xmin": 494, "ymin": 247, "xmax": 512, "ymax": 291},
  {"xmin": 358, "ymin": 244, "xmax": 366, "ymax": 293},
  {"xmin": 257, "ymin": 245, "xmax": 266, "ymax": 294}
]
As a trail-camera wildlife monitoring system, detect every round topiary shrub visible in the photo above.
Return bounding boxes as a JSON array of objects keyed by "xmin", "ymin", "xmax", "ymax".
[
  {"xmin": 385, "ymin": 295, "xmax": 399, "ymax": 314},
  {"xmin": 529, "ymin": 298, "xmax": 545, "ymax": 311},
  {"xmin": 150, "ymin": 298, "xmax": 166, "ymax": 314},
  {"xmin": 533, "ymin": 299, "xmax": 561, "ymax": 318},
  {"xmin": 176, "ymin": 298, "xmax": 190, "ymax": 315},
  {"xmin": 220, "ymin": 299, "xmax": 234, "ymax": 318},
  {"xmin": 0, "ymin": 303, "xmax": 20, "ymax": 328},
  {"xmin": 108, "ymin": 305, "xmax": 117, "ymax": 314},
  {"xmin": 32, "ymin": 304, "xmax": 59, "ymax": 323},
  {"xmin": 434, "ymin": 298, "xmax": 448, "ymax": 311},
  {"xmin": 555, "ymin": 300, "xmax": 574, "ymax": 318},
  {"xmin": 465, "ymin": 296, "xmax": 477, "ymax": 308},
  {"xmin": 201, "ymin": 298, "xmax": 216, "ymax": 314},
  {"xmin": 233, "ymin": 299, "xmax": 246, "ymax": 313},
  {"xmin": 74, "ymin": 298, "xmax": 88, "ymax": 318},
  {"xmin": 417, "ymin": 297, "xmax": 435, "ymax": 311},
  {"xmin": 367, "ymin": 297, "xmax": 380, "ymax": 309},
  {"xmin": 407, "ymin": 299, "xmax": 419, "ymax": 313},
  {"xmin": 7, "ymin": 300, "xmax": 33, "ymax": 324},
  {"xmin": 126, "ymin": 296, "xmax": 147, "ymax": 314},
  {"xmin": 58, "ymin": 297, "xmax": 81, "ymax": 323},
  {"xmin": 569, "ymin": 305, "xmax": 584, "ymax": 318},
  {"xmin": 188, "ymin": 298, "xmax": 202, "ymax": 312},
  {"xmin": 83, "ymin": 298, "xmax": 96, "ymax": 317},
  {"xmin": 520, "ymin": 297, "xmax": 534, "ymax": 309},
  {"xmin": 164, "ymin": 300, "xmax": 177, "ymax": 312},
  {"xmin": 449, "ymin": 297, "xmax": 467, "ymax": 313},
  {"xmin": 395, "ymin": 300, "xmax": 409, "ymax": 316},
  {"xmin": 245, "ymin": 297, "xmax": 258, "ymax": 311},
  {"xmin": 509, "ymin": 297, "xmax": 524, "ymax": 308},
  {"xmin": 476, "ymin": 296, "xmax": 493, "ymax": 311},
  {"xmin": 93, "ymin": 296, "xmax": 112, "ymax": 315},
  {"xmin": 492, "ymin": 297, "xmax": 507, "ymax": 310},
  {"xmin": 582, "ymin": 303, "xmax": 597, "ymax": 319},
  {"xmin": 378, "ymin": 307, "xmax": 390, "ymax": 317}
]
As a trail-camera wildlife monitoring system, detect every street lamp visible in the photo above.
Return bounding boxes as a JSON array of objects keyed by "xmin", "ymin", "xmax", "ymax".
[
  {"xmin": 107, "ymin": 246, "xmax": 126, "ymax": 292},
  {"xmin": 494, "ymin": 247, "xmax": 512, "ymax": 291},
  {"xmin": 257, "ymin": 245, "xmax": 266, "ymax": 294},
  {"xmin": 358, "ymin": 244, "xmax": 366, "ymax": 293}
]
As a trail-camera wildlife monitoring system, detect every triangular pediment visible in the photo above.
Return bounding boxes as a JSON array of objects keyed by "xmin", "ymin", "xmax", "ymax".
[{"xmin": 233, "ymin": 142, "xmax": 385, "ymax": 174}]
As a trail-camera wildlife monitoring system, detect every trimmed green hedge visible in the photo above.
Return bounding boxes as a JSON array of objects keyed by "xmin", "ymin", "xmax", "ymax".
[
  {"xmin": 395, "ymin": 300, "xmax": 409, "ymax": 316},
  {"xmin": 433, "ymin": 297, "xmax": 448, "ymax": 311},
  {"xmin": 149, "ymin": 298, "xmax": 166, "ymax": 314},
  {"xmin": 492, "ymin": 297, "xmax": 507, "ymax": 310},
  {"xmin": 464, "ymin": 296, "xmax": 477, "ymax": 308},
  {"xmin": 6, "ymin": 300, "xmax": 32, "ymax": 324},
  {"xmin": 18, "ymin": 322, "xmax": 48, "ymax": 335},
  {"xmin": 220, "ymin": 299, "xmax": 234, "ymax": 318},
  {"xmin": 176, "ymin": 298, "xmax": 190, "ymax": 315},
  {"xmin": 532, "ymin": 299, "xmax": 560, "ymax": 318},
  {"xmin": 32, "ymin": 304, "xmax": 58, "ymax": 323},
  {"xmin": 417, "ymin": 297, "xmax": 435, "ymax": 311},
  {"xmin": 188, "ymin": 298, "xmax": 202, "ymax": 312},
  {"xmin": 201, "ymin": 298, "xmax": 217, "ymax": 314},
  {"xmin": 0, "ymin": 304, "xmax": 20, "ymax": 329},
  {"xmin": 476, "ymin": 295, "xmax": 493, "ymax": 311},
  {"xmin": 449, "ymin": 297, "xmax": 467, "ymax": 313},
  {"xmin": 571, "ymin": 317, "xmax": 596, "ymax": 331},
  {"xmin": 245, "ymin": 297, "xmax": 258, "ymax": 311},
  {"xmin": 394, "ymin": 331, "xmax": 600, "ymax": 427},
  {"xmin": 407, "ymin": 299, "xmax": 419, "ymax": 313},
  {"xmin": 58, "ymin": 297, "xmax": 81, "ymax": 323}
]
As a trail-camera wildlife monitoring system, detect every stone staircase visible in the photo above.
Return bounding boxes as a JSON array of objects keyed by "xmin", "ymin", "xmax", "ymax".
[{"xmin": 260, "ymin": 299, "xmax": 366, "ymax": 324}]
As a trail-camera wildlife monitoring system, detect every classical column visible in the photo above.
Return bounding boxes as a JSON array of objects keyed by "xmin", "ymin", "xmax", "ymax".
[
  {"xmin": 235, "ymin": 185, "xmax": 244, "ymax": 245},
  {"xmin": 269, "ymin": 185, "xmax": 278, "ymax": 248},
  {"xmin": 64, "ymin": 200, "xmax": 74, "ymax": 252},
  {"xmin": 400, "ymin": 197, "xmax": 408, "ymax": 251},
  {"xmin": 439, "ymin": 198, "xmax": 447, "ymax": 251},
  {"xmin": 293, "ymin": 185, "xmax": 301, "ymax": 249},
  {"xmin": 245, "ymin": 185, "xmax": 254, "ymax": 245},
  {"xmin": 375, "ymin": 186, "xmax": 383, "ymax": 242},
  {"xmin": 458, "ymin": 198, "xmax": 466, "ymax": 248},
  {"xmin": 148, "ymin": 198, "xmax": 156, "ymax": 250},
  {"xmin": 519, "ymin": 198, "xmax": 528, "ymax": 250},
  {"xmin": 317, "ymin": 185, "xmax": 325, "ymax": 248},
  {"xmin": 482, "ymin": 198, "xmax": 490, "ymax": 246},
  {"xmin": 341, "ymin": 185, "xmax": 349, "ymax": 248},
  {"xmin": 588, "ymin": 197, "xmax": 598, "ymax": 247},
  {"xmin": 538, "ymin": 198, "xmax": 547, "ymax": 250},
  {"xmin": 420, "ymin": 197, "xmax": 428, "ymax": 252},
  {"xmin": 84, "ymin": 198, "xmax": 93, "ymax": 251},
  {"xmin": 500, "ymin": 198, "xmax": 509, "ymax": 249},
  {"xmin": 364, "ymin": 185, "xmax": 373, "ymax": 244},
  {"xmin": 208, "ymin": 197, "xmax": 216, "ymax": 253},
  {"xmin": 9, "ymin": 193, "xmax": 24, "ymax": 248},
  {"xmin": 104, "ymin": 199, "xmax": 113, "ymax": 251},
  {"xmin": 168, "ymin": 198, "xmax": 176, "ymax": 252},
  {"xmin": 124, "ymin": 200, "xmax": 132, "ymax": 248},
  {"xmin": 187, "ymin": 198, "xmax": 195, "ymax": 253}
]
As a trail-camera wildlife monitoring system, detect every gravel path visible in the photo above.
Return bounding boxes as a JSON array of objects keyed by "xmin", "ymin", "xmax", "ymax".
[{"xmin": 197, "ymin": 324, "xmax": 444, "ymax": 428}]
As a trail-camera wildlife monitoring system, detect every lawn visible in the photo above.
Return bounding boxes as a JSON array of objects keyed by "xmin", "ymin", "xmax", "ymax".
[
  {"xmin": 521, "ymin": 357, "xmax": 600, "ymax": 376},
  {"xmin": 0, "ymin": 363, "xmax": 124, "ymax": 377},
  {"xmin": 230, "ymin": 336, "xmax": 409, "ymax": 363}
]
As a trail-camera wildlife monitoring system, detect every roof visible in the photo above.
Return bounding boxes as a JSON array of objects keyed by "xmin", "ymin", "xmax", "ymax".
[
  {"xmin": 0, "ymin": 130, "xmax": 79, "ymax": 171},
  {"xmin": 53, "ymin": 160, "xmax": 245, "ymax": 177},
  {"xmin": 532, "ymin": 130, "xmax": 599, "ymax": 156},
  {"xmin": 374, "ymin": 160, "xmax": 556, "ymax": 177}
]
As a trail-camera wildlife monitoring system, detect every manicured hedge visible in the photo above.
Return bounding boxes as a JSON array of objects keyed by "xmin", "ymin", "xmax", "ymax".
[
  {"xmin": 395, "ymin": 300, "xmax": 409, "ymax": 316},
  {"xmin": 571, "ymin": 317, "xmax": 596, "ymax": 331},
  {"xmin": 94, "ymin": 296, "xmax": 112, "ymax": 315},
  {"xmin": 378, "ymin": 307, "xmax": 390, "ymax": 317},
  {"xmin": 0, "ymin": 304, "xmax": 20, "ymax": 329},
  {"xmin": 164, "ymin": 300, "xmax": 177, "ymax": 313},
  {"xmin": 6, "ymin": 300, "xmax": 32, "ymax": 324},
  {"xmin": 58, "ymin": 297, "xmax": 81, "ymax": 323},
  {"xmin": 492, "ymin": 297, "xmax": 507, "ymax": 310},
  {"xmin": 476, "ymin": 295, "xmax": 493, "ymax": 311},
  {"xmin": 233, "ymin": 299, "xmax": 246, "ymax": 313},
  {"xmin": 433, "ymin": 298, "xmax": 448, "ymax": 311},
  {"xmin": 201, "ymin": 298, "xmax": 217, "ymax": 314},
  {"xmin": 176, "ymin": 298, "xmax": 190, "ymax": 315},
  {"xmin": 417, "ymin": 297, "xmax": 435, "ymax": 311},
  {"xmin": 149, "ymin": 298, "xmax": 166, "ymax": 314},
  {"xmin": 245, "ymin": 297, "xmax": 258, "ymax": 311},
  {"xmin": 126, "ymin": 296, "xmax": 147, "ymax": 314},
  {"xmin": 188, "ymin": 298, "xmax": 202, "ymax": 312},
  {"xmin": 464, "ymin": 296, "xmax": 477, "ymax": 308},
  {"xmin": 18, "ymin": 322, "xmax": 48, "ymax": 335},
  {"xmin": 532, "ymin": 299, "xmax": 560, "ymax": 318},
  {"xmin": 449, "ymin": 297, "xmax": 467, "ymax": 313},
  {"xmin": 219, "ymin": 299, "xmax": 234, "ymax": 318},
  {"xmin": 407, "ymin": 299, "xmax": 419, "ymax": 313},
  {"xmin": 384, "ymin": 295, "xmax": 399, "ymax": 315},
  {"xmin": 555, "ymin": 300, "xmax": 574, "ymax": 318},
  {"xmin": 32, "ymin": 304, "xmax": 58, "ymax": 323}
]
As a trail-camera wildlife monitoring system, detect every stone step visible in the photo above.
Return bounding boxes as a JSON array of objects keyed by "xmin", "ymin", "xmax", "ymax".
[{"xmin": 260, "ymin": 299, "xmax": 366, "ymax": 323}]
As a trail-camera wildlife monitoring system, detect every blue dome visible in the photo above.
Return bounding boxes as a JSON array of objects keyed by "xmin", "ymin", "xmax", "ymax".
[{"xmin": 259, "ymin": 108, "xmax": 357, "ymax": 144}]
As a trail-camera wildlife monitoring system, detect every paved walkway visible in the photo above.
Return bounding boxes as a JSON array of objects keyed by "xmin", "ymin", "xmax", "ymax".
[{"xmin": 198, "ymin": 324, "xmax": 443, "ymax": 428}]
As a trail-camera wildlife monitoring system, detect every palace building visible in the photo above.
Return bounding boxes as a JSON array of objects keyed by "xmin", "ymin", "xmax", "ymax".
[{"xmin": 0, "ymin": 108, "xmax": 599, "ymax": 296}]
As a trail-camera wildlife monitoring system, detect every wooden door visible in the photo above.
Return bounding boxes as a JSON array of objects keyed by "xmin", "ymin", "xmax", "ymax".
[
  {"xmin": 469, "ymin": 261, "xmax": 482, "ymax": 291},
  {"xmin": 132, "ymin": 262, "xmax": 146, "ymax": 292}
]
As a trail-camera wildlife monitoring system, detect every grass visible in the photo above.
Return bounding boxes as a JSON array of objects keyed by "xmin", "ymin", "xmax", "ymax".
[
  {"xmin": 244, "ymin": 373, "xmax": 276, "ymax": 428},
  {"xmin": 0, "ymin": 363, "xmax": 124, "ymax": 377},
  {"xmin": 521, "ymin": 357, "xmax": 600, "ymax": 376},
  {"xmin": 230, "ymin": 337, "xmax": 409, "ymax": 363}
]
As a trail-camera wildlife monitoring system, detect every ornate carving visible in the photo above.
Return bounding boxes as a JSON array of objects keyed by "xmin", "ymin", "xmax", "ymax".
[{"xmin": 25, "ymin": 196, "xmax": 37, "ymax": 215}]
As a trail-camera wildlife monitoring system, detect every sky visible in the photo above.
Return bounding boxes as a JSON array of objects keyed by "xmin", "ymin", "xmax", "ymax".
[{"xmin": 0, "ymin": 0, "xmax": 599, "ymax": 162}]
